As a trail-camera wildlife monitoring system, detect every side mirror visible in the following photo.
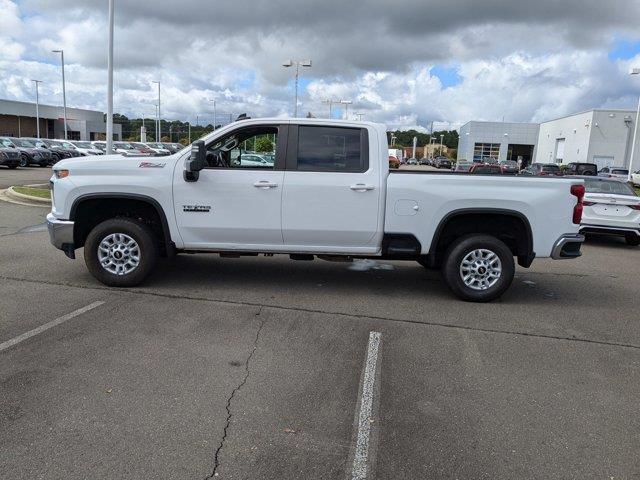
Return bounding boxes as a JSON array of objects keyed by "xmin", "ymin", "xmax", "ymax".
[{"xmin": 184, "ymin": 140, "xmax": 206, "ymax": 182}]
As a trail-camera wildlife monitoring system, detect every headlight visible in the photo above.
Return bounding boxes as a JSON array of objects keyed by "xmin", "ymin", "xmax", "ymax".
[{"xmin": 54, "ymin": 169, "xmax": 69, "ymax": 179}]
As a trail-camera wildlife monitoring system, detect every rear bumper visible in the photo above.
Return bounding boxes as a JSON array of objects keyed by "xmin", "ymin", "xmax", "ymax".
[
  {"xmin": 580, "ymin": 224, "xmax": 640, "ymax": 238},
  {"xmin": 46, "ymin": 213, "xmax": 74, "ymax": 253},
  {"xmin": 550, "ymin": 233, "xmax": 585, "ymax": 259}
]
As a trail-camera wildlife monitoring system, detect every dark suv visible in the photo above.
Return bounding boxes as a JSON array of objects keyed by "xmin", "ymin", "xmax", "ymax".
[
  {"xmin": 520, "ymin": 163, "xmax": 562, "ymax": 176},
  {"xmin": 566, "ymin": 162, "xmax": 597, "ymax": 176},
  {"xmin": 21, "ymin": 138, "xmax": 81, "ymax": 164},
  {"xmin": 0, "ymin": 137, "xmax": 52, "ymax": 167}
]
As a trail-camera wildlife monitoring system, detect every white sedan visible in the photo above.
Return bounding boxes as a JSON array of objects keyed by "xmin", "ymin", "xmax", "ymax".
[
  {"xmin": 632, "ymin": 170, "xmax": 640, "ymax": 187},
  {"xmin": 579, "ymin": 177, "xmax": 640, "ymax": 246}
]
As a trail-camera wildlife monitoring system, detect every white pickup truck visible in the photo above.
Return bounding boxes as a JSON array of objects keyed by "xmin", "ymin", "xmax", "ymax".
[{"xmin": 47, "ymin": 118, "xmax": 585, "ymax": 302}]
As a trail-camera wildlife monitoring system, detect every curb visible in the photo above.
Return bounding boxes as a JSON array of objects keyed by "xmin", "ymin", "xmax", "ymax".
[{"xmin": 6, "ymin": 186, "xmax": 52, "ymax": 205}]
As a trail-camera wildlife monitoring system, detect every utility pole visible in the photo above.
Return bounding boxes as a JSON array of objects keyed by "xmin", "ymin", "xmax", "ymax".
[
  {"xmin": 209, "ymin": 98, "xmax": 216, "ymax": 129},
  {"xmin": 152, "ymin": 80, "xmax": 161, "ymax": 140},
  {"xmin": 31, "ymin": 80, "xmax": 42, "ymax": 138},
  {"xmin": 106, "ymin": 0, "xmax": 114, "ymax": 153}
]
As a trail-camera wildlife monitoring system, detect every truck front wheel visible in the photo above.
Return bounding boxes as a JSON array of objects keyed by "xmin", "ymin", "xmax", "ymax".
[
  {"xmin": 84, "ymin": 218, "xmax": 158, "ymax": 287},
  {"xmin": 441, "ymin": 234, "xmax": 514, "ymax": 302}
]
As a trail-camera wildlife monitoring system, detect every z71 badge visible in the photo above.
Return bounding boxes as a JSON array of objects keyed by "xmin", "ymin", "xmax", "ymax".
[
  {"xmin": 139, "ymin": 162, "xmax": 166, "ymax": 168},
  {"xmin": 183, "ymin": 205, "xmax": 211, "ymax": 213}
]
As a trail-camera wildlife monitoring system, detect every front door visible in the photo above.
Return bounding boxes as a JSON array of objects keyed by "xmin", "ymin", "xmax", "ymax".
[{"xmin": 173, "ymin": 124, "xmax": 286, "ymax": 249}]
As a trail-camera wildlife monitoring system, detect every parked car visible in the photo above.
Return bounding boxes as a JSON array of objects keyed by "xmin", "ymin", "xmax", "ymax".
[
  {"xmin": 566, "ymin": 162, "xmax": 597, "ymax": 176},
  {"xmin": 0, "ymin": 142, "xmax": 20, "ymax": 169},
  {"xmin": 574, "ymin": 176, "xmax": 640, "ymax": 246},
  {"xmin": 499, "ymin": 160, "xmax": 519, "ymax": 174},
  {"xmin": 131, "ymin": 142, "xmax": 163, "ymax": 156},
  {"xmin": 47, "ymin": 118, "xmax": 585, "ymax": 302},
  {"xmin": 406, "ymin": 157, "xmax": 418, "ymax": 165},
  {"xmin": 37, "ymin": 139, "xmax": 84, "ymax": 162},
  {"xmin": 388, "ymin": 156, "xmax": 400, "ymax": 169},
  {"xmin": 435, "ymin": 157, "xmax": 452, "ymax": 169},
  {"xmin": 631, "ymin": 170, "xmax": 640, "ymax": 187},
  {"xmin": 91, "ymin": 141, "xmax": 151, "ymax": 157},
  {"xmin": 162, "ymin": 142, "xmax": 185, "ymax": 154},
  {"xmin": 142, "ymin": 142, "xmax": 172, "ymax": 156},
  {"xmin": 231, "ymin": 153, "xmax": 274, "ymax": 167},
  {"xmin": 69, "ymin": 141, "xmax": 104, "ymax": 156},
  {"xmin": 21, "ymin": 138, "xmax": 67, "ymax": 164},
  {"xmin": 0, "ymin": 137, "xmax": 51, "ymax": 167},
  {"xmin": 598, "ymin": 166, "xmax": 629, "ymax": 181},
  {"xmin": 453, "ymin": 161, "xmax": 473, "ymax": 173},
  {"xmin": 469, "ymin": 164, "xmax": 503, "ymax": 175},
  {"xmin": 520, "ymin": 163, "xmax": 562, "ymax": 176},
  {"xmin": 418, "ymin": 158, "xmax": 429, "ymax": 165}
]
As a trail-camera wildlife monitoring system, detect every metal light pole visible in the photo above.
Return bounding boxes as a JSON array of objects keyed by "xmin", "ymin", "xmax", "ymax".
[
  {"xmin": 440, "ymin": 134, "xmax": 444, "ymax": 157},
  {"xmin": 628, "ymin": 68, "xmax": 640, "ymax": 182},
  {"xmin": 152, "ymin": 81, "xmax": 161, "ymax": 140},
  {"xmin": 355, "ymin": 113, "xmax": 364, "ymax": 121},
  {"xmin": 52, "ymin": 49, "xmax": 68, "ymax": 139},
  {"xmin": 188, "ymin": 121, "xmax": 191, "ymax": 143},
  {"xmin": 31, "ymin": 80, "xmax": 42, "ymax": 138},
  {"xmin": 322, "ymin": 99, "xmax": 336, "ymax": 118},
  {"xmin": 106, "ymin": 0, "xmax": 114, "ymax": 153},
  {"xmin": 209, "ymin": 98, "xmax": 216, "ymax": 129},
  {"xmin": 340, "ymin": 99, "xmax": 352, "ymax": 120},
  {"xmin": 282, "ymin": 59, "xmax": 312, "ymax": 117},
  {"xmin": 153, "ymin": 104, "xmax": 159, "ymax": 141}
]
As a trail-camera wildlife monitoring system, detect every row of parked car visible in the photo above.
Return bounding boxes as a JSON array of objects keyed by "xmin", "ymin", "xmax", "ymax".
[{"xmin": 0, "ymin": 136, "xmax": 185, "ymax": 168}]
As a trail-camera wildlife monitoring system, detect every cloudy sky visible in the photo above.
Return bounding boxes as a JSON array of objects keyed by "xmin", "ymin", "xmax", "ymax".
[{"xmin": 1, "ymin": 0, "xmax": 640, "ymax": 131}]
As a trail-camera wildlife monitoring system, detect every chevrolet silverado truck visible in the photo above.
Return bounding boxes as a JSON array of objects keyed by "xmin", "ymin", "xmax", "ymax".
[{"xmin": 47, "ymin": 118, "xmax": 585, "ymax": 302}]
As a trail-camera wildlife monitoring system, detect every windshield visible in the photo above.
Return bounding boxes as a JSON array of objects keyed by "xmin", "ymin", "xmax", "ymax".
[
  {"xmin": 116, "ymin": 143, "xmax": 134, "ymax": 149},
  {"xmin": 585, "ymin": 179, "xmax": 636, "ymax": 196},
  {"xmin": 611, "ymin": 169, "xmax": 629, "ymax": 175},
  {"xmin": 541, "ymin": 165, "xmax": 560, "ymax": 172},
  {"xmin": 17, "ymin": 140, "xmax": 36, "ymax": 148},
  {"xmin": 1, "ymin": 139, "xmax": 16, "ymax": 148},
  {"xmin": 73, "ymin": 142, "xmax": 93, "ymax": 148},
  {"xmin": 60, "ymin": 142, "xmax": 75, "ymax": 149}
]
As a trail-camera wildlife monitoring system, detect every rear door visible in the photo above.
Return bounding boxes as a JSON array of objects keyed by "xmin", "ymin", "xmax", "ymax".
[{"xmin": 281, "ymin": 124, "xmax": 382, "ymax": 252}]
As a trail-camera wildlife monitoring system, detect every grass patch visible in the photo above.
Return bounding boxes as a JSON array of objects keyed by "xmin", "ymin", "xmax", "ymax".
[
  {"xmin": 635, "ymin": 186, "xmax": 640, "ymax": 196},
  {"xmin": 13, "ymin": 186, "xmax": 51, "ymax": 199}
]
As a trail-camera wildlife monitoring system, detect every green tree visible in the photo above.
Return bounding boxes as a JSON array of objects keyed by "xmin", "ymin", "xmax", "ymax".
[{"xmin": 255, "ymin": 137, "xmax": 274, "ymax": 153}]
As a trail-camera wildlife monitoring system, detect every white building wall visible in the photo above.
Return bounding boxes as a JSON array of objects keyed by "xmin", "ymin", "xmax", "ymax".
[{"xmin": 536, "ymin": 109, "xmax": 640, "ymax": 169}]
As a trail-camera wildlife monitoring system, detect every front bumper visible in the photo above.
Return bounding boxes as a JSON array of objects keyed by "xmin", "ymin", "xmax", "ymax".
[
  {"xmin": 550, "ymin": 233, "xmax": 585, "ymax": 259},
  {"xmin": 46, "ymin": 213, "xmax": 75, "ymax": 256}
]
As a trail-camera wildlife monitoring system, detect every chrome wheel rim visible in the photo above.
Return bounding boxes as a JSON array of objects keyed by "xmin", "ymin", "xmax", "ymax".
[
  {"xmin": 459, "ymin": 248, "xmax": 502, "ymax": 291},
  {"xmin": 97, "ymin": 233, "xmax": 141, "ymax": 276}
]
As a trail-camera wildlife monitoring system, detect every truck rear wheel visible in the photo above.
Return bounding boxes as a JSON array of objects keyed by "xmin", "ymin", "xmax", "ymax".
[
  {"xmin": 84, "ymin": 218, "xmax": 158, "ymax": 287},
  {"xmin": 441, "ymin": 234, "xmax": 514, "ymax": 302}
]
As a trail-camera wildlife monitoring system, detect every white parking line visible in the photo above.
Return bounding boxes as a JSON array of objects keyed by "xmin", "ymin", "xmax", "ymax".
[
  {"xmin": 0, "ymin": 301, "xmax": 105, "ymax": 353},
  {"xmin": 351, "ymin": 331, "xmax": 382, "ymax": 480}
]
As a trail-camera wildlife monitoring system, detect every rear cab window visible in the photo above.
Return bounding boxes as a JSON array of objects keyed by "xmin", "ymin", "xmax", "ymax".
[{"xmin": 290, "ymin": 125, "xmax": 369, "ymax": 172}]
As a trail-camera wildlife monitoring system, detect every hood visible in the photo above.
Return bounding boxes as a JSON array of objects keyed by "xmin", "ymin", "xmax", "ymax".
[{"xmin": 54, "ymin": 153, "xmax": 179, "ymax": 172}]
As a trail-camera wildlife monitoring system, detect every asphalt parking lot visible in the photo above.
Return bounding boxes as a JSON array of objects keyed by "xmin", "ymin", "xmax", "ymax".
[{"xmin": 1, "ymin": 167, "xmax": 640, "ymax": 479}]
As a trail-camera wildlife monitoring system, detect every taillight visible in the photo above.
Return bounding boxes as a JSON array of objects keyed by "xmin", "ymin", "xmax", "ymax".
[
  {"xmin": 571, "ymin": 184, "xmax": 585, "ymax": 224},
  {"xmin": 630, "ymin": 204, "xmax": 640, "ymax": 210}
]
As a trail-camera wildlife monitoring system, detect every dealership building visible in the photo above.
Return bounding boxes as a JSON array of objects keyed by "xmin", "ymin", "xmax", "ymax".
[
  {"xmin": 458, "ymin": 109, "xmax": 640, "ymax": 170},
  {"xmin": 535, "ymin": 109, "xmax": 639, "ymax": 169},
  {"xmin": 0, "ymin": 99, "xmax": 121, "ymax": 141},
  {"xmin": 457, "ymin": 121, "xmax": 540, "ymax": 167}
]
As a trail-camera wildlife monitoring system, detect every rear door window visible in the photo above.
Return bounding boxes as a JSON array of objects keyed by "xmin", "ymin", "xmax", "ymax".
[{"xmin": 295, "ymin": 126, "xmax": 367, "ymax": 172}]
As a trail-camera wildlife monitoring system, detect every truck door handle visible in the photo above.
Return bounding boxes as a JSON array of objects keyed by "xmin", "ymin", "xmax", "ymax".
[
  {"xmin": 253, "ymin": 180, "xmax": 278, "ymax": 189},
  {"xmin": 350, "ymin": 183, "xmax": 375, "ymax": 191}
]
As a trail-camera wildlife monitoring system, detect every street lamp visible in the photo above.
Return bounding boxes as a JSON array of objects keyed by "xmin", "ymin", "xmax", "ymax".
[
  {"xmin": 31, "ymin": 80, "xmax": 42, "ymax": 138},
  {"xmin": 209, "ymin": 98, "xmax": 216, "ymax": 130},
  {"xmin": 51, "ymin": 49, "xmax": 68, "ymax": 140},
  {"xmin": 282, "ymin": 59, "xmax": 312, "ymax": 117},
  {"xmin": 628, "ymin": 68, "xmax": 640, "ymax": 182},
  {"xmin": 339, "ymin": 99, "xmax": 352, "ymax": 120},
  {"xmin": 106, "ymin": 0, "xmax": 114, "ymax": 153},
  {"xmin": 322, "ymin": 99, "xmax": 338, "ymax": 118},
  {"xmin": 439, "ymin": 134, "xmax": 444, "ymax": 157},
  {"xmin": 152, "ymin": 81, "xmax": 161, "ymax": 140},
  {"xmin": 355, "ymin": 113, "xmax": 364, "ymax": 121}
]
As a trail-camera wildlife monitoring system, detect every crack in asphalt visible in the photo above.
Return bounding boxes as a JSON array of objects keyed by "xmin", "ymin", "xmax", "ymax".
[
  {"xmin": 204, "ymin": 307, "xmax": 266, "ymax": 480},
  {"xmin": 0, "ymin": 223, "xmax": 47, "ymax": 237},
  {"xmin": 2, "ymin": 274, "xmax": 640, "ymax": 351}
]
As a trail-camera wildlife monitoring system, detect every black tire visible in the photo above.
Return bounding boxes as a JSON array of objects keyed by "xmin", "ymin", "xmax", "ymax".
[
  {"xmin": 441, "ymin": 234, "xmax": 515, "ymax": 302},
  {"xmin": 19, "ymin": 155, "xmax": 29, "ymax": 168},
  {"xmin": 626, "ymin": 234, "xmax": 640, "ymax": 246},
  {"xmin": 84, "ymin": 218, "xmax": 158, "ymax": 287}
]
